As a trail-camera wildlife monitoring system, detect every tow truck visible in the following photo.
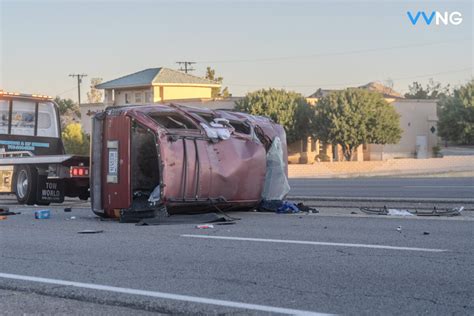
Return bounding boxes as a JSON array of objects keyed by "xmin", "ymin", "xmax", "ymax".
[{"xmin": 0, "ymin": 91, "xmax": 89, "ymax": 205}]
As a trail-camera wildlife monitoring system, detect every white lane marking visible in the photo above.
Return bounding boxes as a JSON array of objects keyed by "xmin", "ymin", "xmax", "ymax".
[
  {"xmin": 181, "ymin": 235, "xmax": 447, "ymax": 253},
  {"xmin": 0, "ymin": 272, "xmax": 332, "ymax": 316}
]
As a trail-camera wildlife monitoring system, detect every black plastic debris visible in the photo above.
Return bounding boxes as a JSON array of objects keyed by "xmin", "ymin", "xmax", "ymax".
[
  {"xmin": 64, "ymin": 207, "xmax": 72, "ymax": 212},
  {"xmin": 296, "ymin": 202, "xmax": 319, "ymax": 214},
  {"xmin": 136, "ymin": 213, "xmax": 233, "ymax": 226},
  {"xmin": 423, "ymin": 232, "xmax": 430, "ymax": 235},
  {"xmin": 78, "ymin": 230, "xmax": 104, "ymax": 234},
  {"xmin": 0, "ymin": 207, "xmax": 20, "ymax": 216}
]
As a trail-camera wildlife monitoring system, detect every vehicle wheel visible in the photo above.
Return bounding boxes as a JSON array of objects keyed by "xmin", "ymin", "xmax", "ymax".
[
  {"xmin": 79, "ymin": 191, "xmax": 89, "ymax": 201},
  {"xmin": 14, "ymin": 165, "xmax": 38, "ymax": 205}
]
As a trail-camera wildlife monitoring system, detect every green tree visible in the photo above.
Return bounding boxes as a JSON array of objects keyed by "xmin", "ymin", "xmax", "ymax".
[
  {"xmin": 314, "ymin": 89, "xmax": 402, "ymax": 161},
  {"xmin": 405, "ymin": 79, "xmax": 450, "ymax": 99},
  {"xmin": 438, "ymin": 80, "xmax": 474, "ymax": 145},
  {"xmin": 62, "ymin": 123, "xmax": 90, "ymax": 155},
  {"xmin": 54, "ymin": 96, "xmax": 80, "ymax": 117},
  {"xmin": 205, "ymin": 67, "xmax": 230, "ymax": 98},
  {"xmin": 235, "ymin": 88, "xmax": 314, "ymax": 144}
]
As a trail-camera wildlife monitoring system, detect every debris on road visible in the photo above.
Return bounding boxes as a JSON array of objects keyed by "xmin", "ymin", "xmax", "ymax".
[
  {"xmin": 423, "ymin": 232, "xmax": 430, "ymax": 235},
  {"xmin": 416, "ymin": 206, "xmax": 464, "ymax": 217},
  {"xmin": 296, "ymin": 202, "xmax": 319, "ymax": 214},
  {"xmin": 388, "ymin": 209, "xmax": 413, "ymax": 216},
  {"xmin": 196, "ymin": 224, "xmax": 214, "ymax": 229},
  {"xmin": 257, "ymin": 200, "xmax": 318, "ymax": 214},
  {"xmin": 277, "ymin": 201, "xmax": 300, "ymax": 214},
  {"xmin": 0, "ymin": 215, "xmax": 7, "ymax": 220},
  {"xmin": 64, "ymin": 208, "xmax": 72, "ymax": 212},
  {"xmin": 360, "ymin": 206, "xmax": 464, "ymax": 217},
  {"xmin": 77, "ymin": 230, "xmax": 104, "ymax": 234},
  {"xmin": 136, "ymin": 212, "xmax": 233, "ymax": 226},
  {"xmin": 0, "ymin": 208, "xmax": 20, "ymax": 216},
  {"xmin": 396, "ymin": 226, "xmax": 402, "ymax": 233},
  {"xmin": 34, "ymin": 209, "xmax": 51, "ymax": 219}
]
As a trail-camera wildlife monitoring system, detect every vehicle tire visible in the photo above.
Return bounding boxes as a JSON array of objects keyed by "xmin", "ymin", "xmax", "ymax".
[
  {"xmin": 13, "ymin": 165, "xmax": 38, "ymax": 205},
  {"xmin": 79, "ymin": 191, "xmax": 89, "ymax": 201}
]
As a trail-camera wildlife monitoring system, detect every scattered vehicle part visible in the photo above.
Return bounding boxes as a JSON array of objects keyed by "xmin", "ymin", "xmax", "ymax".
[
  {"xmin": 423, "ymin": 232, "xmax": 430, "ymax": 235},
  {"xmin": 387, "ymin": 209, "xmax": 413, "ymax": 216},
  {"xmin": 360, "ymin": 206, "xmax": 464, "ymax": 217},
  {"xmin": 360, "ymin": 206, "xmax": 388, "ymax": 215},
  {"xmin": 34, "ymin": 209, "xmax": 50, "ymax": 219},
  {"xmin": 91, "ymin": 103, "xmax": 288, "ymax": 220},
  {"xmin": 396, "ymin": 226, "xmax": 402, "ymax": 233},
  {"xmin": 0, "ymin": 208, "xmax": 20, "ymax": 216},
  {"xmin": 77, "ymin": 229, "xmax": 103, "ymax": 234},
  {"xmin": 261, "ymin": 137, "xmax": 290, "ymax": 200},
  {"xmin": 415, "ymin": 206, "xmax": 464, "ymax": 217},
  {"xmin": 136, "ymin": 213, "xmax": 231, "ymax": 226},
  {"xmin": 296, "ymin": 202, "xmax": 319, "ymax": 213},
  {"xmin": 196, "ymin": 224, "xmax": 214, "ymax": 229},
  {"xmin": 214, "ymin": 222, "xmax": 236, "ymax": 225},
  {"xmin": 69, "ymin": 216, "xmax": 76, "ymax": 220},
  {"xmin": 64, "ymin": 207, "xmax": 72, "ymax": 212},
  {"xmin": 1, "ymin": 211, "xmax": 20, "ymax": 216}
]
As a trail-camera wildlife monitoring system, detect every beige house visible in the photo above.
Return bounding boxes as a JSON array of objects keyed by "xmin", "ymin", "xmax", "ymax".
[
  {"xmin": 290, "ymin": 82, "xmax": 438, "ymax": 163},
  {"xmin": 364, "ymin": 99, "xmax": 439, "ymax": 160},
  {"xmin": 80, "ymin": 67, "xmax": 221, "ymax": 134},
  {"xmin": 96, "ymin": 67, "xmax": 220, "ymax": 106}
]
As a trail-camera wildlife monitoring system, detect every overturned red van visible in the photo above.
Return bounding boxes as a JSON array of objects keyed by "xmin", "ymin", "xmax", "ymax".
[{"xmin": 91, "ymin": 103, "xmax": 289, "ymax": 220}]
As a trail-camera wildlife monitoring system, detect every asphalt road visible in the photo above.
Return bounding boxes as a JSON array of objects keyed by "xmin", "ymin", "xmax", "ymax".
[
  {"xmin": 289, "ymin": 177, "xmax": 474, "ymax": 199},
  {"xmin": 0, "ymin": 203, "xmax": 473, "ymax": 315}
]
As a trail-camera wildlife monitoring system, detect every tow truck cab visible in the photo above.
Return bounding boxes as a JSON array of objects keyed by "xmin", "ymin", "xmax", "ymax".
[{"xmin": 0, "ymin": 91, "xmax": 89, "ymax": 205}]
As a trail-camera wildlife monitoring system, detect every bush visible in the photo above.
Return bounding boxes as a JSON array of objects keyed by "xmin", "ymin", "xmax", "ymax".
[{"xmin": 62, "ymin": 123, "xmax": 90, "ymax": 155}]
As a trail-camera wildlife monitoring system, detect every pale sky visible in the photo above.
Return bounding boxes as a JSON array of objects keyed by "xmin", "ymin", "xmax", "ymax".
[{"xmin": 0, "ymin": 0, "xmax": 472, "ymax": 102}]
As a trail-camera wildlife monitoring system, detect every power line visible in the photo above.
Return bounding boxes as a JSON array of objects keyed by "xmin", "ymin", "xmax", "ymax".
[
  {"xmin": 56, "ymin": 86, "xmax": 78, "ymax": 96},
  {"xmin": 176, "ymin": 61, "xmax": 196, "ymax": 73},
  {"xmin": 197, "ymin": 38, "xmax": 471, "ymax": 64},
  {"xmin": 69, "ymin": 74, "xmax": 87, "ymax": 105}
]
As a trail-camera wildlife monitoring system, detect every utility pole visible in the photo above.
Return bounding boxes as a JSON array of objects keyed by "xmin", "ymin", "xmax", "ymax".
[
  {"xmin": 176, "ymin": 61, "xmax": 196, "ymax": 74},
  {"xmin": 69, "ymin": 73, "xmax": 88, "ymax": 105}
]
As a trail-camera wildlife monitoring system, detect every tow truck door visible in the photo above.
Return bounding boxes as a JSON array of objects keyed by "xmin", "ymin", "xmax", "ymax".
[{"xmin": 102, "ymin": 115, "xmax": 131, "ymax": 213}]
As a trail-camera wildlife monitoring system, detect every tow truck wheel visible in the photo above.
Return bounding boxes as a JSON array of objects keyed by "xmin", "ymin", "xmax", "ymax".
[
  {"xmin": 14, "ymin": 165, "xmax": 38, "ymax": 205},
  {"xmin": 79, "ymin": 191, "xmax": 89, "ymax": 201}
]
